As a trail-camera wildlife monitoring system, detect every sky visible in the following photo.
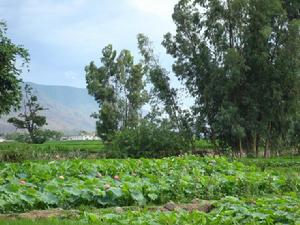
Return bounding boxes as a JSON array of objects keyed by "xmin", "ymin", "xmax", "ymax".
[{"xmin": 1, "ymin": 0, "xmax": 177, "ymax": 88}]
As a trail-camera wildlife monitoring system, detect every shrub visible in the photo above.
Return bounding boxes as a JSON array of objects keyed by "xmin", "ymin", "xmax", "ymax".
[
  {"xmin": 109, "ymin": 120, "xmax": 191, "ymax": 158},
  {"xmin": 31, "ymin": 130, "xmax": 48, "ymax": 144},
  {"xmin": 5, "ymin": 129, "xmax": 63, "ymax": 144},
  {"xmin": 5, "ymin": 132, "xmax": 31, "ymax": 143}
]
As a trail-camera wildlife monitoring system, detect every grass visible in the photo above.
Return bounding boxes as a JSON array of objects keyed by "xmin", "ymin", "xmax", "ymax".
[
  {"xmin": 239, "ymin": 156, "xmax": 300, "ymax": 177},
  {"xmin": 0, "ymin": 140, "xmax": 104, "ymax": 152},
  {"xmin": 0, "ymin": 139, "xmax": 216, "ymax": 162},
  {"xmin": 0, "ymin": 140, "xmax": 106, "ymax": 162},
  {"xmin": 194, "ymin": 139, "xmax": 215, "ymax": 150}
]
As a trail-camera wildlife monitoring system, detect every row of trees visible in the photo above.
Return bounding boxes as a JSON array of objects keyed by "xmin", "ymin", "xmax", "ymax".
[
  {"xmin": 86, "ymin": 0, "xmax": 300, "ymax": 157},
  {"xmin": 85, "ymin": 34, "xmax": 194, "ymax": 157},
  {"xmin": 163, "ymin": 0, "xmax": 300, "ymax": 156},
  {"xmin": 1, "ymin": 0, "xmax": 299, "ymax": 155}
]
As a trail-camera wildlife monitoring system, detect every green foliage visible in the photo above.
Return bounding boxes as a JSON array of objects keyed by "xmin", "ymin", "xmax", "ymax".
[
  {"xmin": 85, "ymin": 45, "xmax": 148, "ymax": 141},
  {"xmin": 240, "ymin": 157, "xmax": 300, "ymax": 170},
  {"xmin": 77, "ymin": 196, "xmax": 300, "ymax": 224},
  {"xmin": 0, "ymin": 156, "xmax": 299, "ymax": 213},
  {"xmin": 289, "ymin": 116, "xmax": 300, "ymax": 153},
  {"xmin": 86, "ymin": 35, "xmax": 195, "ymax": 150},
  {"xmin": 5, "ymin": 130, "xmax": 62, "ymax": 144},
  {"xmin": 195, "ymin": 139, "xmax": 214, "ymax": 150},
  {"xmin": 0, "ymin": 21, "xmax": 30, "ymax": 116},
  {"xmin": 137, "ymin": 34, "xmax": 179, "ymax": 123},
  {"xmin": 137, "ymin": 34, "xmax": 194, "ymax": 146},
  {"xmin": 41, "ymin": 130, "xmax": 63, "ymax": 141},
  {"xmin": 110, "ymin": 120, "xmax": 190, "ymax": 158},
  {"xmin": 8, "ymin": 84, "xmax": 47, "ymax": 144},
  {"xmin": 2, "ymin": 194, "xmax": 300, "ymax": 224},
  {"xmin": 0, "ymin": 141, "xmax": 105, "ymax": 162},
  {"xmin": 163, "ymin": 0, "xmax": 300, "ymax": 156},
  {"xmin": 282, "ymin": 0, "xmax": 300, "ymax": 20},
  {"xmin": 5, "ymin": 132, "xmax": 31, "ymax": 143},
  {"xmin": 1, "ymin": 196, "xmax": 300, "ymax": 224}
]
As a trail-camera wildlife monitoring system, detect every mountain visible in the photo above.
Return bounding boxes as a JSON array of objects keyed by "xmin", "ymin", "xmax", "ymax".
[{"xmin": 0, "ymin": 82, "xmax": 98, "ymax": 134}]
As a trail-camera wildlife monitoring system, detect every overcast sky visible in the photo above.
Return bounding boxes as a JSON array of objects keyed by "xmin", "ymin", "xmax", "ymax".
[{"xmin": 1, "ymin": 0, "xmax": 177, "ymax": 88}]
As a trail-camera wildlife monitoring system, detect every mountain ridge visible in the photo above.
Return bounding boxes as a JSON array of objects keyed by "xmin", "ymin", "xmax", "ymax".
[{"xmin": 0, "ymin": 82, "xmax": 98, "ymax": 134}]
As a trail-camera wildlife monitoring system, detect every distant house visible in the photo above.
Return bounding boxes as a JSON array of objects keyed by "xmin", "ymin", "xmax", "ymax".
[
  {"xmin": 61, "ymin": 134, "xmax": 101, "ymax": 141},
  {"xmin": 0, "ymin": 137, "xmax": 5, "ymax": 143}
]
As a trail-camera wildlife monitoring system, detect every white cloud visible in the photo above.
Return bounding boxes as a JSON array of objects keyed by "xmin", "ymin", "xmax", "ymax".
[{"xmin": 2, "ymin": 0, "xmax": 177, "ymax": 88}]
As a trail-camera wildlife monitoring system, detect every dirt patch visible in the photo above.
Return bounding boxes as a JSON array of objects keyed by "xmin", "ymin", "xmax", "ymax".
[
  {"xmin": 161, "ymin": 201, "xmax": 212, "ymax": 212},
  {"xmin": 0, "ymin": 199, "xmax": 213, "ymax": 220},
  {"xmin": 0, "ymin": 209, "xmax": 78, "ymax": 220},
  {"xmin": 110, "ymin": 200, "xmax": 213, "ymax": 214},
  {"xmin": 159, "ymin": 199, "xmax": 213, "ymax": 212}
]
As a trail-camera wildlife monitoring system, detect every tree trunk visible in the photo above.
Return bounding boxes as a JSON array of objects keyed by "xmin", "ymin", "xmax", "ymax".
[
  {"xmin": 264, "ymin": 122, "xmax": 272, "ymax": 158},
  {"xmin": 255, "ymin": 135, "xmax": 260, "ymax": 157},
  {"xmin": 239, "ymin": 138, "xmax": 243, "ymax": 158},
  {"xmin": 264, "ymin": 139, "xmax": 271, "ymax": 158},
  {"xmin": 252, "ymin": 133, "xmax": 257, "ymax": 157}
]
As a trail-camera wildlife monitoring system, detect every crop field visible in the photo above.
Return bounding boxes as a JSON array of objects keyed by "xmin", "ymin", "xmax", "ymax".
[
  {"xmin": 0, "ymin": 141, "xmax": 105, "ymax": 161},
  {"xmin": 0, "ymin": 141, "xmax": 104, "ymax": 152},
  {"xmin": 0, "ymin": 139, "xmax": 214, "ymax": 162},
  {"xmin": 0, "ymin": 156, "xmax": 299, "ymax": 224}
]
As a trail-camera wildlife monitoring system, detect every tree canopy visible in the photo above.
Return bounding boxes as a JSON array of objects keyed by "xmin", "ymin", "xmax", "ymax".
[
  {"xmin": 8, "ymin": 84, "xmax": 47, "ymax": 144},
  {"xmin": 163, "ymin": 0, "xmax": 300, "ymax": 156},
  {"xmin": 85, "ymin": 44, "xmax": 148, "ymax": 141},
  {"xmin": 0, "ymin": 21, "xmax": 29, "ymax": 116},
  {"xmin": 85, "ymin": 34, "xmax": 193, "ymax": 146}
]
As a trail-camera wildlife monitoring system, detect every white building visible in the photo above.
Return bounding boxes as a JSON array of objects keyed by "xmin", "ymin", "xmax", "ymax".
[
  {"xmin": 61, "ymin": 135, "xmax": 101, "ymax": 141},
  {"xmin": 0, "ymin": 137, "xmax": 5, "ymax": 143}
]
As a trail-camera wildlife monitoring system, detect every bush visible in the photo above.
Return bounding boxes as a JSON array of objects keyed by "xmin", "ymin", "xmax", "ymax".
[
  {"xmin": 5, "ymin": 129, "xmax": 63, "ymax": 144},
  {"xmin": 5, "ymin": 132, "xmax": 31, "ymax": 143},
  {"xmin": 109, "ymin": 121, "xmax": 191, "ymax": 158},
  {"xmin": 31, "ymin": 130, "xmax": 48, "ymax": 144}
]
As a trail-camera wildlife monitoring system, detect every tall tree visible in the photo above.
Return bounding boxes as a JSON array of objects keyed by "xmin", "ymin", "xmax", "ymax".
[
  {"xmin": 85, "ymin": 44, "xmax": 148, "ymax": 141},
  {"xmin": 86, "ymin": 45, "xmax": 120, "ymax": 141},
  {"xmin": 138, "ymin": 34, "xmax": 194, "ymax": 145},
  {"xmin": 163, "ymin": 0, "xmax": 300, "ymax": 156},
  {"xmin": 8, "ymin": 84, "xmax": 47, "ymax": 143},
  {"xmin": 0, "ymin": 21, "xmax": 29, "ymax": 116}
]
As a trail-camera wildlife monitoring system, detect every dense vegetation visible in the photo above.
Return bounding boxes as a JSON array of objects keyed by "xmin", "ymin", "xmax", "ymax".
[
  {"xmin": 1, "ymin": 195, "xmax": 300, "ymax": 224},
  {"xmin": 163, "ymin": 0, "xmax": 300, "ymax": 156},
  {"xmin": 0, "ymin": 156, "xmax": 299, "ymax": 224},
  {"xmin": 0, "ymin": 141, "xmax": 105, "ymax": 161},
  {"xmin": 0, "ymin": 21, "xmax": 29, "ymax": 116},
  {"xmin": 0, "ymin": 139, "xmax": 216, "ymax": 162},
  {"xmin": 83, "ymin": 0, "xmax": 300, "ymax": 157},
  {"xmin": 0, "ymin": 0, "xmax": 299, "ymax": 224}
]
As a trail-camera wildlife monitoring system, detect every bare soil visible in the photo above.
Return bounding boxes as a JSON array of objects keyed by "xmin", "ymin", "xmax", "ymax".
[{"xmin": 0, "ymin": 199, "xmax": 213, "ymax": 220}]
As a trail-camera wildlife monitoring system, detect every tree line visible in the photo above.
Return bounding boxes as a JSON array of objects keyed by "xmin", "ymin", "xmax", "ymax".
[
  {"xmin": 85, "ymin": 0, "xmax": 300, "ymax": 157},
  {"xmin": 1, "ymin": 0, "xmax": 299, "ymax": 156}
]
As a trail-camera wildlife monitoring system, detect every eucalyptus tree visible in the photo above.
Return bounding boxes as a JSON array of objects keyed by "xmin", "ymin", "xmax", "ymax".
[
  {"xmin": 85, "ymin": 45, "xmax": 148, "ymax": 141},
  {"xmin": 0, "ymin": 21, "xmax": 29, "ymax": 116},
  {"xmin": 137, "ymin": 34, "xmax": 194, "ymax": 146},
  {"xmin": 163, "ymin": 0, "xmax": 300, "ymax": 156}
]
